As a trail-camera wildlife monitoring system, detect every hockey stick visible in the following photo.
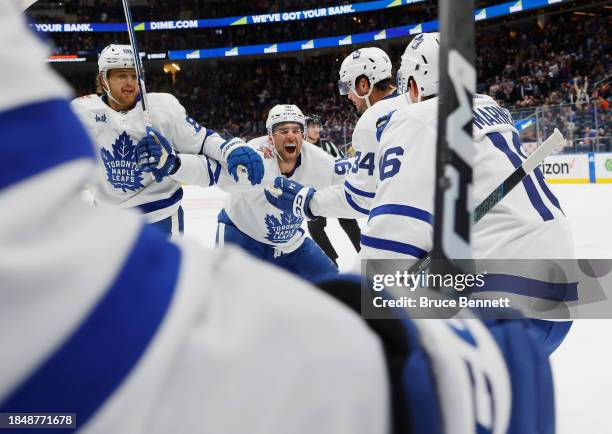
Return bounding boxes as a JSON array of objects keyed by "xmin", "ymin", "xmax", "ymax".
[
  {"xmin": 409, "ymin": 128, "xmax": 565, "ymax": 275},
  {"xmin": 120, "ymin": 0, "xmax": 151, "ymax": 129},
  {"xmin": 429, "ymin": 0, "xmax": 476, "ymax": 284}
]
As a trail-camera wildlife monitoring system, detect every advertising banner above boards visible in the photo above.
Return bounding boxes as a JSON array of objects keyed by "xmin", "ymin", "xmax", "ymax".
[
  {"xmin": 33, "ymin": 0, "xmax": 566, "ymax": 36},
  {"xmin": 31, "ymin": 0, "xmax": 426, "ymax": 33},
  {"xmin": 167, "ymin": 0, "xmax": 569, "ymax": 60}
]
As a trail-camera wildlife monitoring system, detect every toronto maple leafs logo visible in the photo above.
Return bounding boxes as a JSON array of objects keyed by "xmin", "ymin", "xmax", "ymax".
[
  {"xmin": 411, "ymin": 33, "xmax": 425, "ymax": 49},
  {"xmin": 264, "ymin": 211, "xmax": 303, "ymax": 243},
  {"xmin": 100, "ymin": 131, "xmax": 144, "ymax": 192}
]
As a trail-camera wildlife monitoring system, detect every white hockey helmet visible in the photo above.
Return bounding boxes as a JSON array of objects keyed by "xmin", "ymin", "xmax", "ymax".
[
  {"xmin": 98, "ymin": 44, "xmax": 135, "ymax": 76},
  {"xmin": 397, "ymin": 32, "xmax": 440, "ymax": 99},
  {"xmin": 338, "ymin": 47, "xmax": 392, "ymax": 101},
  {"xmin": 266, "ymin": 104, "xmax": 305, "ymax": 134}
]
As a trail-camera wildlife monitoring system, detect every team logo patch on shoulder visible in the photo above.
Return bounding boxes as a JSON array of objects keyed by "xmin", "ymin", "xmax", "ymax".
[
  {"xmin": 375, "ymin": 110, "xmax": 396, "ymax": 142},
  {"xmin": 258, "ymin": 145, "xmax": 274, "ymax": 159},
  {"xmin": 100, "ymin": 131, "xmax": 144, "ymax": 192}
]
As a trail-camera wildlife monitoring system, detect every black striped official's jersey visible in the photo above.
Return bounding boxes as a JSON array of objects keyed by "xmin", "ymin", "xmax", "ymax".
[{"xmin": 313, "ymin": 138, "xmax": 344, "ymax": 158}]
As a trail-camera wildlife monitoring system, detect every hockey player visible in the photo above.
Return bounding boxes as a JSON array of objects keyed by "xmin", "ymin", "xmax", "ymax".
[
  {"xmin": 71, "ymin": 44, "xmax": 264, "ymax": 237},
  {"xmin": 142, "ymin": 104, "xmax": 341, "ymax": 282},
  {"xmin": 1, "ymin": 6, "xmax": 556, "ymax": 433},
  {"xmin": 362, "ymin": 32, "xmax": 576, "ymax": 354},
  {"xmin": 304, "ymin": 114, "xmax": 362, "ymax": 267},
  {"xmin": 265, "ymin": 47, "xmax": 407, "ymax": 230}
]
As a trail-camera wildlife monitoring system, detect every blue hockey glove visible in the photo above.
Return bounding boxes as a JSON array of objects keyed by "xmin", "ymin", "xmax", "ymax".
[
  {"xmin": 136, "ymin": 127, "xmax": 178, "ymax": 182},
  {"xmin": 221, "ymin": 137, "xmax": 264, "ymax": 185},
  {"xmin": 265, "ymin": 176, "xmax": 316, "ymax": 220}
]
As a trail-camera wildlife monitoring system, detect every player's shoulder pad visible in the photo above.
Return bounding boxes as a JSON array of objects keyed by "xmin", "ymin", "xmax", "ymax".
[
  {"xmin": 247, "ymin": 136, "xmax": 275, "ymax": 160},
  {"xmin": 70, "ymin": 94, "xmax": 103, "ymax": 112},
  {"xmin": 303, "ymin": 140, "xmax": 335, "ymax": 163},
  {"xmin": 247, "ymin": 135, "xmax": 268, "ymax": 148},
  {"xmin": 355, "ymin": 94, "xmax": 404, "ymax": 131},
  {"xmin": 148, "ymin": 92, "xmax": 183, "ymax": 110}
]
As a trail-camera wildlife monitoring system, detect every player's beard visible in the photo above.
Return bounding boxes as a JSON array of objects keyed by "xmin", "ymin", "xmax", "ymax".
[
  {"xmin": 110, "ymin": 86, "xmax": 139, "ymax": 110},
  {"xmin": 119, "ymin": 88, "xmax": 138, "ymax": 108}
]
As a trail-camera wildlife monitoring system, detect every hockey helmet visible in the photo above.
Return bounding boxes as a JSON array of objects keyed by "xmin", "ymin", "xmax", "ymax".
[
  {"xmin": 98, "ymin": 44, "xmax": 135, "ymax": 76},
  {"xmin": 337, "ymin": 47, "xmax": 392, "ymax": 100},
  {"xmin": 397, "ymin": 32, "xmax": 440, "ymax": 99},
  {"xmin": 266, "ymin": 104, "xmax": 305, "ymax": 134},
  {"xmin": 305, "ymin": 114, "xmax": 322, "ymax": 127}
]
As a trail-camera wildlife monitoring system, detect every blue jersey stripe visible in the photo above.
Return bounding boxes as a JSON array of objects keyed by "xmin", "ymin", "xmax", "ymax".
[
  {"xmin": 474, "ymin": 273, "xmax": 578, "ymax": 302},
  {"xmin": 344, "ymin": 191, "xmax": 370, "ymax": 215},
  {"xmin": 510, "ymin": 131, "xmax": 528, "ymax": 159},
  {"xmin": 344, "ymin": 181, "xmax": 376, "ymax": 198},
  {"xmin": 533, "ymin": 167, "xmax": 564, "ymax": 214},
  {"xmin": 205, "ymin": 156, "xmax": 215, "ymax": 186},
  {"xmin": 368, "ymin": 204, "xmax": 434, "ymax": 225},
  {"xmin": 0, "ymin": 224, "xmax": 181, "ymax": 428},
  {"xmin": 361, "ymin": 234, "xmax": 427, "ymax": 258},
  {"xmin": 137, "ymin": 188, "xmax": 183, "ymax": 214},
  {"xmin": 511, "ymin": 132, "xmax": 563, "ymax": 214},
  {"xmin": 200, "ymin": 128, "xmax": 217, "ymax": 154},
  {"xmin": 0, "ymin": 99, "xmax": 94, "ymax": 191},
  {"xmin": 487, "ymin": 132, "xmax": 554, "ymax": 221}
]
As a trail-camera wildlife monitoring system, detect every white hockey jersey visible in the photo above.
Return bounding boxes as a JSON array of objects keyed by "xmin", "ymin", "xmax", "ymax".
[
  {"xmin": 71, "ymin": 92, "xmax": 228, "ymax": 223},
  {"xmin": 362, "ymin": 94, "xmax": 574, "ymax": 260},
  {"xmin": 172, "ymin": 136, "xmax": 347, "ymax": 252},
  {"xmin": 0, "ymin": 6, "xmax": 389, "ymax": 433},
  {"xmin": 361, "ymin": 94, "xmax": 577, "ymax": 315},
  {"xmin": 309, "ymin": 92, "xmax": 408, "ymax": 219}
]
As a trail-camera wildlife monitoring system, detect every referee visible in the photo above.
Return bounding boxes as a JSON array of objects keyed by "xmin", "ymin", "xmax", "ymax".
[{"xmin": 305, "ymin": 115, "xmax": 361, "ymax": 266}]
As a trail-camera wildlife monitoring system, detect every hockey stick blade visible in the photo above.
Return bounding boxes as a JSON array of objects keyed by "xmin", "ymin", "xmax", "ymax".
[{"xmin": 409, "ymin": 128, "xmax": 565, "ymax": 275}]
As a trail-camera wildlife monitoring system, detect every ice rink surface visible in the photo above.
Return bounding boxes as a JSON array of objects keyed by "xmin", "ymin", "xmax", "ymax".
[{"xmin": 181, "ymin": 183, "xmax": 612, "ymax": 434}]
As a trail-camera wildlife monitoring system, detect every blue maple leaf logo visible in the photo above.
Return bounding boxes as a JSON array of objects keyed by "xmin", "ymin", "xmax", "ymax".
[
  {"xmin": 264, "ymin": 211, "xmax": 303, "ymax": 243},
  {"xmin": 100, "ymin": 131, "xmax": 144, "ymax": 192}
]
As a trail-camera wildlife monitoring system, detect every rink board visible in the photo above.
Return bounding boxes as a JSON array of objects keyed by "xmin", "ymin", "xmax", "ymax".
[{"xmin": 539, "ymin": 152, "xmax": 612, "ymax": 184}]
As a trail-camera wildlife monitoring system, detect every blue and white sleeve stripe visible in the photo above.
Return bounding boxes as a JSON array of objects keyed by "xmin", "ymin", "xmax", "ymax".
[
  {"xmin": 0, "ymin": 225, "xmax": 181, "ymax": 429},
  {"xmin": 1, "ymin": 99, "xmax": 94, "ymax": 191},
  {"xmin": 361, "ymin": 234, "xmax": 427, "ymax": 258},
  {"xmin": 368, "ymin": 204, "xmax": 434, "ymax": 225}
]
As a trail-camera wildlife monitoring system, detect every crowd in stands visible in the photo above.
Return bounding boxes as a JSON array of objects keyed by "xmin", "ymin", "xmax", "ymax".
[
  {"xmin": 477, "ymin": 12, "xmax": 610, "ymax": 151},
  {"xmin": 53, "ymin": 2, "xmax": 610, "ymax": 153}
]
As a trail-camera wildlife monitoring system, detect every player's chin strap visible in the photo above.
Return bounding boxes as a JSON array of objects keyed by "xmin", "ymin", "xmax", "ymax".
[
  {"xmin": 268, "ymin": 132, "xmax": 286, "ymax": 163},
  {"xmin": 350, "ymin": 84, "xmax": 374, "ymax": 108},
  {"xmin": 101, "ymin": 73, "xmax": 123, "ymax": 107},
  {"xmin": 407, "ymin": 77, "xmax": 423, "ymax": 104}
]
